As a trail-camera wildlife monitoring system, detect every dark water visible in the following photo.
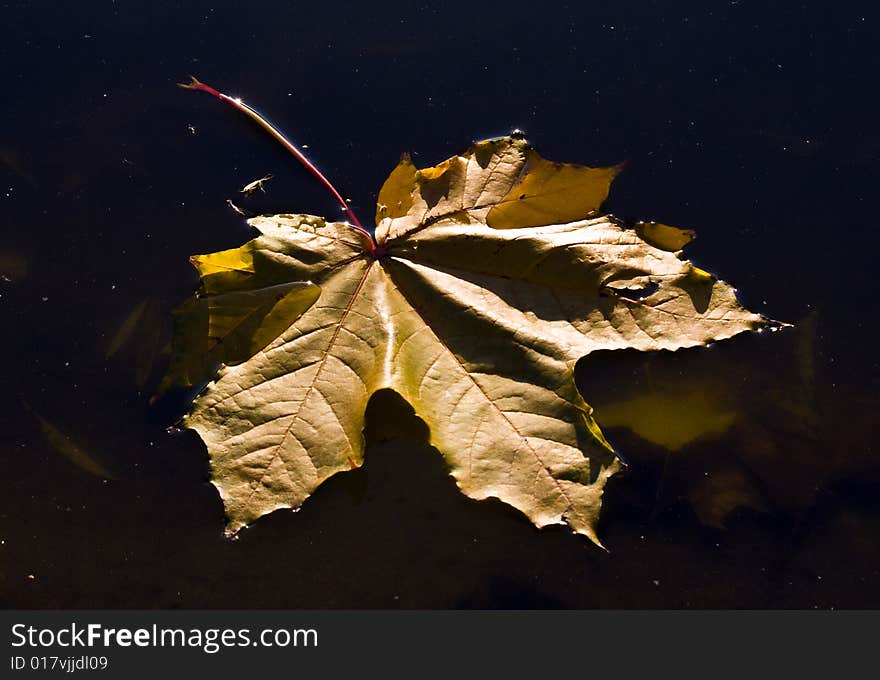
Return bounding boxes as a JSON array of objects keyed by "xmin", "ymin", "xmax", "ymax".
[{"xmin": 2, "ymin": 1, "xmax": 877, "ymax": 608}]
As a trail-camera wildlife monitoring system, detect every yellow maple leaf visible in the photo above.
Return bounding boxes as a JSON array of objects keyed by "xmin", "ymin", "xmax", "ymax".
[{"xmin": 165, "ymin": 133, "xmax": 771, "ymax": 546}]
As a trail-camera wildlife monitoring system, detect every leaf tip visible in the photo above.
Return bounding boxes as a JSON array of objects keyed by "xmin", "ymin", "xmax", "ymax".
[{"xmin": 759, "ymin": 316, "xmax": 794, "ymax": 333}]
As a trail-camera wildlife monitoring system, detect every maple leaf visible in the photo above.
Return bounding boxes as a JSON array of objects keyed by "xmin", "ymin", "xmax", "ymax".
[{"xmin": 166, "ymin": 133, "xmax": 771, "ymax": 545}]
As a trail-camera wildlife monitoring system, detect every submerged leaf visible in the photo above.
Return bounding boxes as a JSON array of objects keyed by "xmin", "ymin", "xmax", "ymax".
[
  {"xmin": 170, "ymin": 136, "xmax": 771, "ymax": 544},
  {"xmin": 596, "ymin": 391, "xmax": 737, "ymax": 452},
  {"xmin": 23, "ymin": 400, "xmax": 114, "ymax": 479},
  {"xmin": 106, "ymin": 298, "xmax": 167, "ymax": 389},
  {"xmin": 106, "ymin": 300, "xmax": 151, "ymax": 359}
]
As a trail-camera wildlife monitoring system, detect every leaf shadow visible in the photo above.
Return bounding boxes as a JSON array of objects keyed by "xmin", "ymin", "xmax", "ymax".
[
  {"xmin": 678, "ymin": 272, "xmax": 713, "ymax": 314},
  {"xmin": 363, "ymin": 388, "xmax": 430, "ymax": 446}
]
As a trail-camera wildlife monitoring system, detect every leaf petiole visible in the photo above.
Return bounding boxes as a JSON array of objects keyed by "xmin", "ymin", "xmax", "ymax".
[{"xmin": 178, "ymin": 76, "xmax": 372, "ymax": 246}]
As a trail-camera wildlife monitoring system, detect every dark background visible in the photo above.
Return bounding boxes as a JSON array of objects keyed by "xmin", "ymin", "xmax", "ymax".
[{"xmin": 1, "ymin": 0, "xmax": 877, "ymax": 608}]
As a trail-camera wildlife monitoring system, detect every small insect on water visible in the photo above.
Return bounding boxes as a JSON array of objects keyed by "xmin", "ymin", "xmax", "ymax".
[
  {"xmin": 226, "ymin": 199, "xmax": 254, "ymax": 217},
  {"xmin": 240, "ymin": 174, "xmax": 273, "ymax": 197}
]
